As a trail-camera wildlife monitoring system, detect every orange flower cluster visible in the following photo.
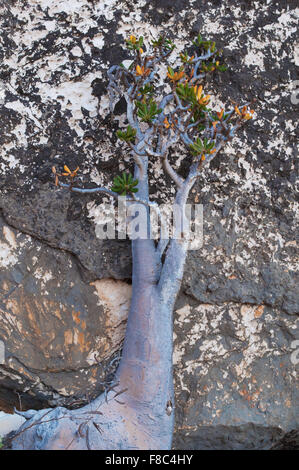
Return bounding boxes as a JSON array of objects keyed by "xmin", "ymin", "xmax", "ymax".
[
  {"xmin": 167, "ymin": 69, "xmax": 185, "ymax": 82},
  {"xmin": 163, "ymin": 117, "xmax": 177, "ymax": 129},
  {"xmin": 235, "ymin": 105, "xmax": 254, "ymax": 120},
  {"xmin": 52, "ymin": 165, "xmax": 79, "ymax": 187},
  {"xmin": 200, "ymin": 147, "xmax": 216, "ymax": 162},
  {"xmin": 136, "ymin": 64, "xmax": 150, "ymax": 77},
  {"xmin": 216, "ymin": 109, "xmax": 224, "ymax": 119},
  {"xmin": 193, "ymin": 85, "xmax": 210, "ymax": 106},
  {"xmin": 127, "ymin": 35, "xmax": 143, "ymax": 53},
  {"xmin": 180, "ymin": 52, "xmax": 195, "ymax": 64},
  {"xmin": 212, "ymin": 109, "xmax": 224, "ymax": 130},
  {"xmin": 62, "ymin": 165, "xmax": 79, "ymax": 178},
  {"xmin": 164, "ymin": 117, "xmax": 171, "ymax": 129}
]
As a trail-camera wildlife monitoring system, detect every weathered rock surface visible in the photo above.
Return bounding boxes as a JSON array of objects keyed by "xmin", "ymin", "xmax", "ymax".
[
  {"xmin": 173, "ymin": 301, "xmax": 298, "ymax": 449},
  {"xmin": 0, "ymin": 215, "xmax": 131, "ymax": 410},
  {"xmin": 0, "ymin": 0, "xmax": 298, "ymax": 449},
  {"xmin": 0, "ymin": 411, "xmax": 25, "ymax": 438}
]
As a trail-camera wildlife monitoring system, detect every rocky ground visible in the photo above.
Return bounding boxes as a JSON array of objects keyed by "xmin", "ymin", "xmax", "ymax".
[{"xmin": 0, "ymin": 0, "xmax": 298, "ymax": 449}]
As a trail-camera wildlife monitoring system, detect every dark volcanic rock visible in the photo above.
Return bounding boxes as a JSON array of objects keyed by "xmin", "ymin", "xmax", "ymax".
[
  {"xmin": 0, "ymin": 0, "xmax": 298, "ymax": 449},
  {"xmin": 174, "ymin": 423, "xmax": 285, "ymax": 450},
  {"xmin": 0, "ymin": 185, "xmax": 132, "ymax": 282},
  {"xmin": 172, "ymin": 300, "xmax": 298, "ymax": 449}
]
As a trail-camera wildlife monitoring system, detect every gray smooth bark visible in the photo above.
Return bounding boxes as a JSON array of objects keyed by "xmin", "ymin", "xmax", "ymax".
[{"xmin": 11, "ymin": 159, "xmax": 191, "ymax": 450}]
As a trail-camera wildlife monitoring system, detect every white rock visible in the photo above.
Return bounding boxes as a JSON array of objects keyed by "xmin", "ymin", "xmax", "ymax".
[{"xmin": 0, "ymin": 412, "xmax": 25, "ymax": 438}]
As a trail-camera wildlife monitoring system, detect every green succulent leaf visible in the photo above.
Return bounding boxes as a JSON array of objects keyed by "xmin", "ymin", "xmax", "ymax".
[
  {"xmin": 151, "ymin": 35, "xmax": 175, "ymax": 51},
  {"xmin": 167, "ymin": 66, "xmax": 174, "ymax": 77},
  {"xmin": 164, "ymin": 38, "xmax": 175, "ymax": 51},
  {"xmin": 116, "ymin": 125, "xmax": 137, "ymax": 142},
  {"xmin": 190, "ymin": 137, "xmax": 215, "ymax": 157},
  {"xmin": 138, "ymin": 84, "xmax": 154, "ymax": 97},
  {"xmin": 135, "ymin": 98, "xmax": 162, "ymax": 123},
  {"xmin": 126, "ymin": 35, "xmax": 144, "ymax": 51},
  {"xmin": 176, "ymin": 83, "xmax": 199, "ymax": 108},
  {"xmin": 151, "ymin": 35, "xmax": 164, "ymax": 48},
  {"xmin": 192, "ymin": 34, "xmax": 216, "ymax": 52},
  {"xmin": 180, "ymin": 51, "xmax": 194, "ymax": 64},
  {"xmin": 111, "ymin": 173, "xmax": 139, "ymax": 195},
  {"xmin": 218, "ymin": 64, "xmax": 227, "ymax": 72}
]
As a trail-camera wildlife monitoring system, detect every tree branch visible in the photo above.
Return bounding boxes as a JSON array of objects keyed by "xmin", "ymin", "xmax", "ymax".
[{"xmin": 57, "ymin": 182, "xmax": 119, "ymax": 198}]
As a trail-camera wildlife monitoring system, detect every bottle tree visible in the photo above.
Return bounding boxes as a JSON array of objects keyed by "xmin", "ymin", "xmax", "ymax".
[{"xmin": 12, "ymin": 34, "xmax": 254, "ymax": 450}]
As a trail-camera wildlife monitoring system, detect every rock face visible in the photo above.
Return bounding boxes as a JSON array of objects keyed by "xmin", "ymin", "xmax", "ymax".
[
  {"xmin": 0, "ymin": 216, "xmax": 131, "ymax": 411},
  {"xmin": 173, "ymin": 302, "xmax": 298, "ymax": 449},
  {"xmin": 0, "ymin": 0, "xmax": 298, "ymax": 449},
  {"xmin": 0, "ymin": 411, "xmax": 25, "ymax": 438}
]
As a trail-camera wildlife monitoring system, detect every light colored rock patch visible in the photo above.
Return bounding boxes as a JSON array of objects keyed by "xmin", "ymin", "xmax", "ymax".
[
  {"xmin": 33, "ymin": 267, "xmax": 54, "ymax": 290},
  {"xmin": 0, "ymin": 0, "xmax": 123, "ymax": 143},
  {"xmin": 92, "ymin": 33, "xmax": 105, "ymax": 49},
  {"xmin": 244, "ymin": 50, "xmax": 265, "ymax": 71},
  {"xmin": 234, "ymin": 305, "xmax": 271, "ymax": 380},
  {"xmin": 86, "ymin": 279, "xmax": 132, "ymax": 363},
  {"xmin": 0, "ymin": 411, "xmax": 25, "ymax": 438},
  {"xmin": 2, "ymin": 226, "xmax": 17, "ymax": 249},
  {"xmin": 37, "ymin": 73, "xmax": 99, "ymax": 137},
  {"xmin": 87, "ymin": 200, "xmax": 118, "ymax": 240},
  {"xmin": 174, "ymin": 301, "xmax": 298, "ymax": 394},
  {"xmin": 0, "ymin": 233, "xmax": 19, "ymax": 268},
  {"xmin": 0, "ymin": 226, "xmax": 31, "ymax": 269}
]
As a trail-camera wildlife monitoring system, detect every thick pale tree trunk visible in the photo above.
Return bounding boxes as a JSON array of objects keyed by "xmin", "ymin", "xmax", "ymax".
[
  {"xmin": 11, "ymin": 244, "xmax": 185, "ymax": 450},
  {"xmin": 11, "ymin": 160, "xmax": 190, "ymax": 450}
]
